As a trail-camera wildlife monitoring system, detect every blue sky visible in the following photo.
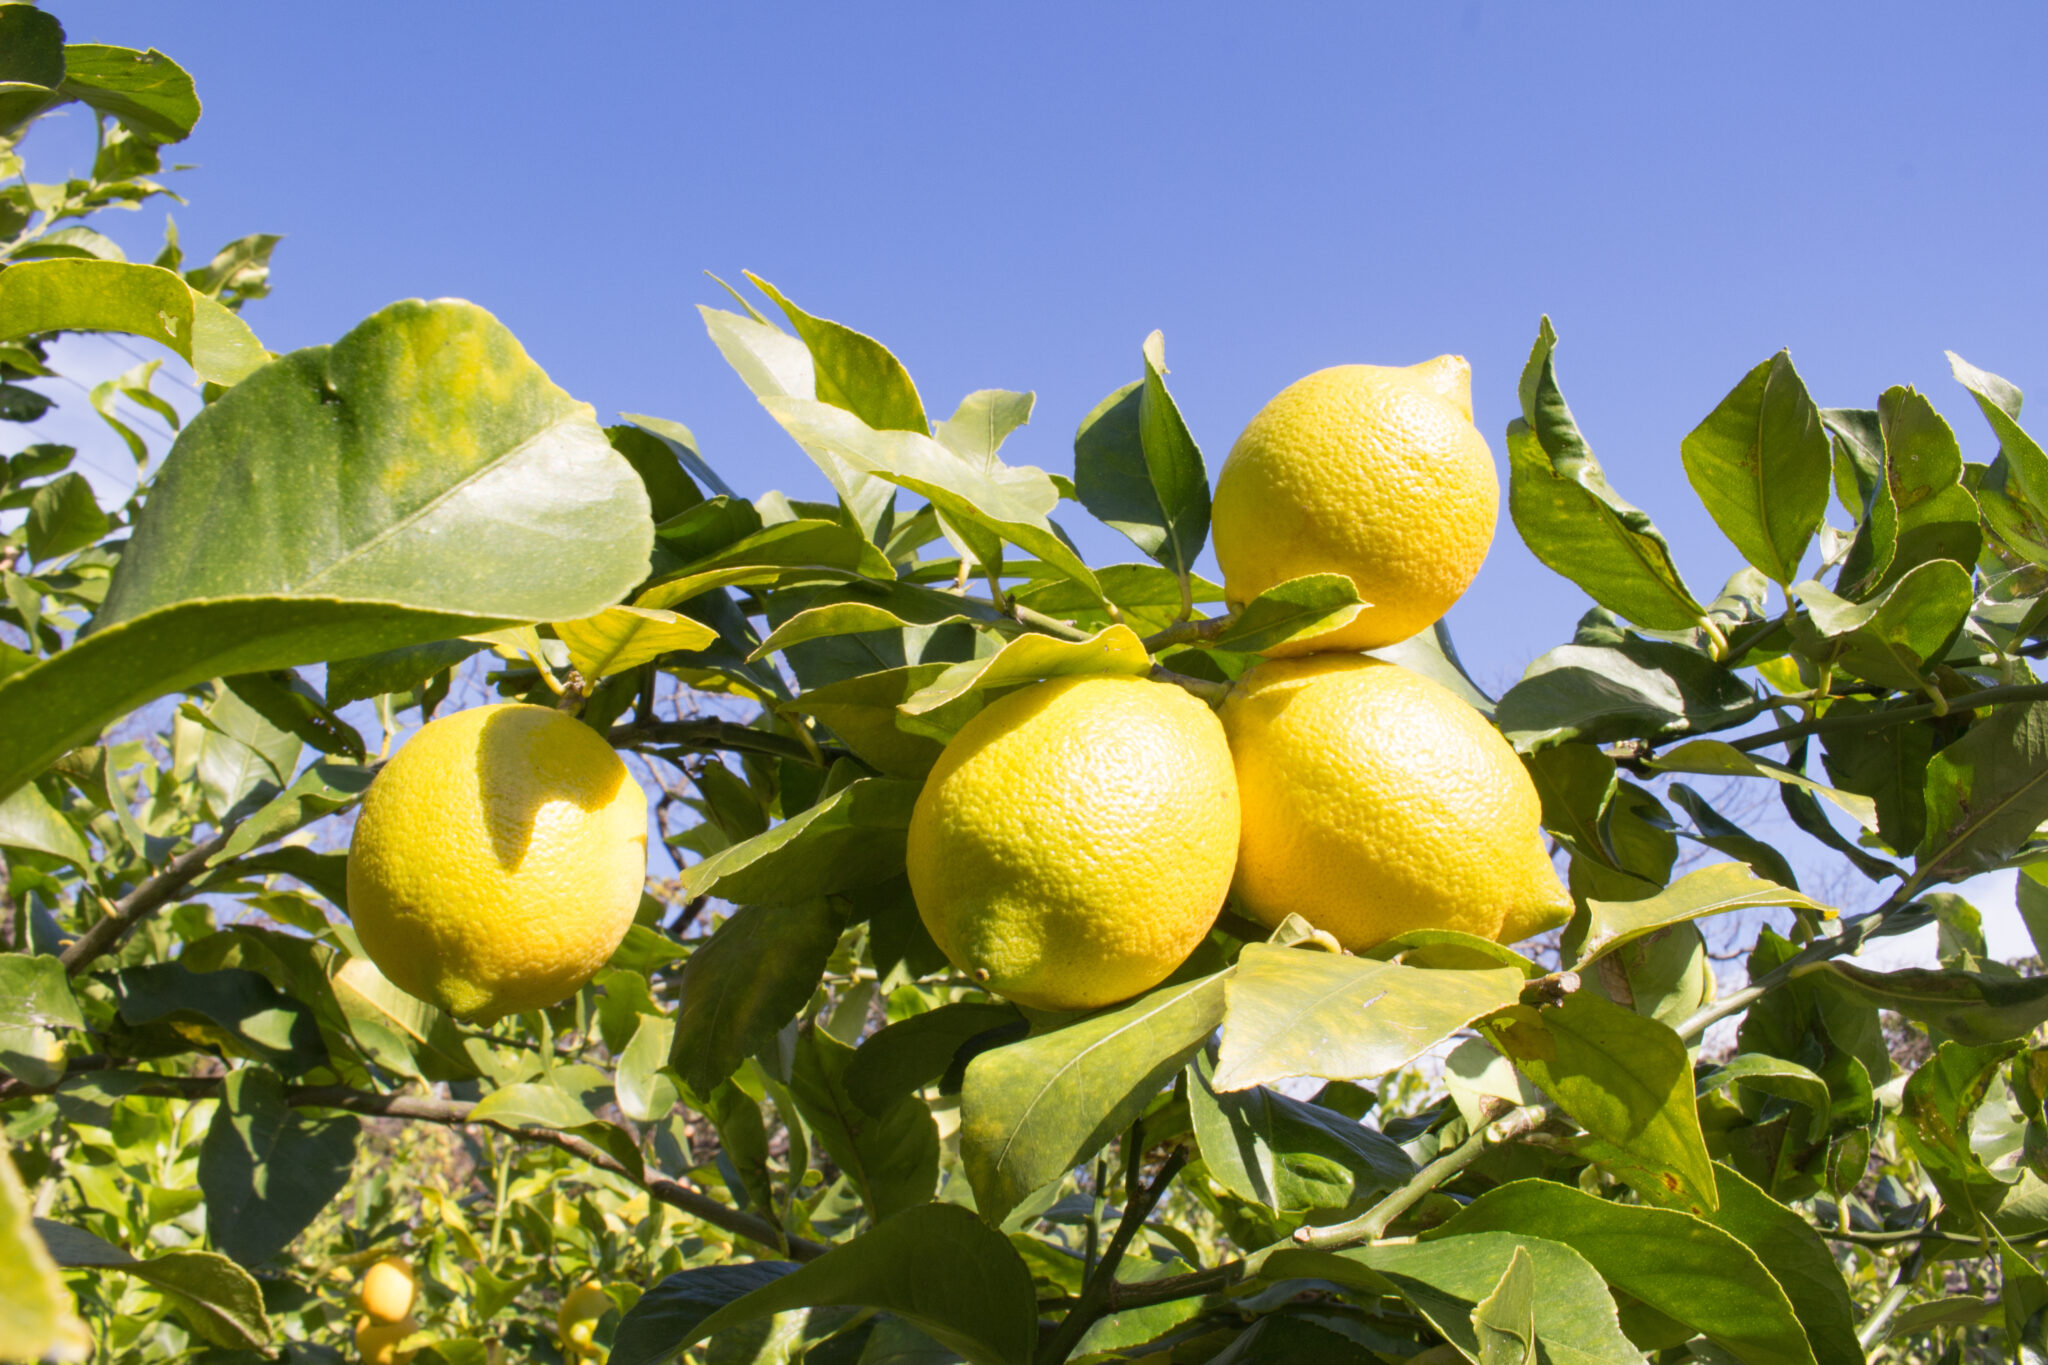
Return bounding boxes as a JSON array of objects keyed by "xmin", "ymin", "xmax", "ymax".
[{"xmin": 24, "ymin": 3, "xmax": 2048, "ymax": 945}]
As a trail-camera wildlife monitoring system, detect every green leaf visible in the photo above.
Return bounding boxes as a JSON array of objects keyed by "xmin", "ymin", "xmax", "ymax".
[
  {"xmin": 1918, "ymin": 700, "xmax": 2048, "ymax": 882},
  {"xmin": 1264, "ymin": 1233, "xmax": 1643, "ymax": 1365},
  {"xmin": 109, "ymin": 1247, "xmax": 272, "ymax": 1349},
  {"xmin": 607, "ymin": 422, "xmax": 705, "ymax": 524},
  {"xmin": 198, "ymin": 1067, "xmax": 358, "ymax": 1267},
  {"xmin": 960, "ymin": 969, "xmax": 1229, "ymax": 1225},
  {"xmin": 844, "ymin": 1001, "xmax": 1025, "ymax": 1114},
  {"xmin": 1950, "ymin": 351, "xmax": 2048, "ymax": 513},
  {"xmin": 616, "ymin": 1013, "xmax": 680, "ymax": 1124},
  {"xmin": 1508, "ymin": 318, "xmax": 1707, "ymax": 631},
  {"xmin": 1568, "ymin": 863, "xmax": 1831, "ymax": 967},
  {"xmin": 323, "ymin": 638, "xmax": 483, "ymax": 709},
  {"xmin": 0, "ymin": 5, "xmax": 63, "ymax": 133},
  {"xmin": 211, "ymin": 759, "xmax": 374, "ymax": 864},
  {"xmin": 1821, "ymin": 961, "xmax": 2048, "ymax": 1047},
  {"xmin": 619, "ymin": 412, "xmax": 737, "ymax": 499},
  {"xmin": 2, "ymin": 1138, "xmax": 84, "ymax": 1362},
  {"xmin": 751, "ymin": 587, "xmax": 998, "ymax": 661},
  {"xmin": 1648, "ymin": 740, "xmax": 1880, "ymax": 831},
  {"xmin": 57, "ymin": 44, "xmax": 200, "ymax": 143},
  {"xmin": 1186, "ymin": 1053, "xmax": 1415, "ymax": 1214},
  {"xmin": 748, "ymin": 273, "xmax": 928, "ymax": 434},
  {"xmin": 0, "ymin": 299, "xmax": 653, "ymax": 805},
  {"xmin": 1501, "ymin": 631, "xmax": 1755, "ymax": 755},
  {"xmin": 1477, "ymin": 989, "xmax": 1719, "ymax": 1213},
  {"xmin": 681, "ymin": 778, "xmax": 918, "ymax": 903},
  {"xmin": 25, "ymin": 471, "xmax": 107, "ymax": 562},
  {"xmin": 1680, "ymin": 351, "xmax": 1831, "ymax": 584},
  {"xmin": 1213, "ymin": 944, "xmax": 1524, "ymax": 1091},
  {"xmin": 1898, "ymin": 1039, "xmax": 2023, "ymax": 1214},
  {"xmin": 1206, "ymin": 574, "xmax": 1365, "ymax": 655},
  {"xmin": 1699, "ymin": 1163, "xmax": 1864, "ymax": 1365},
  {"xmin": 1885, "ymin": 1297, "xmax": 2000, "ymax": 1340},
  {"xmin": 781, "ymin": 663, "xmax": 954, "ymax": 779},
  {"xmin": 1697, "ymin": 1054, "xmax": 1833, "ymax": 1144},
  {"xmin": 621, "ymin": 1204, "xmax": 1035, "ymax": 1365},
  {"xmin": 467, "ymin": 1080, "xmax": 600, "ymax": 1130},
  {"xmin": 1668, "ymin": 783, "xmax": 1801, "ymax": 889},
  {"xmin": 668, "ymin": 901, "xmax": 843, "ymax": 1096},
  {"xmin": 759, "ymin": 396, "xmax": 1102, "ymax": 602},
  {"xmin": 1791, "ymin": 559, "xmax": 1973, "ymax": 692},
  {"xmin": 1071, "ymin": 332, "xmax": 1212, "ymax": 582},
  {"xmin": 0, "ymin": 952, "xmax": 84, "ymax": 1087},
  {"xmin": 1367, "ymin": 618, "xmax": 1497, "ymax": 715},
  {"xmin": 1838, "ymin": 386, "xmax": 1981, "ymax": 600},
  {"xmin": 554, "ymin": 605, "xmax": 718, "ymax": 680},
  {"xmin": 788, "ymin": 1025, "xmax": 940, "ymax": 1222},
  {"xmin": 1470, "ymin": 1245, "xmax": 1537, "ymax": 1365},
  {"xmin": 0, "ymin": 258, "xmax": 263, "ymax": 385},
  {"xmin": 116, "ymin": 961, "xmax": 327, "ymax": 1074},
  {"xmin": 0, "ymin": 779, "xmax": 88, "ymax": 868},
  {"xmin": 326, "ymin": 950, "xmax": 477, "ymax": 1083},
  {"xmin": 935, "ymin": 389, "xmax": 1035, "ymax": 472},
  {"xmin": 899, "ymin": 624, "xmax": 1151, "ymax": 715},
  {"xmin": 1429, "ymin": 1178, "xmax": 1825, "ymax": 1365}
]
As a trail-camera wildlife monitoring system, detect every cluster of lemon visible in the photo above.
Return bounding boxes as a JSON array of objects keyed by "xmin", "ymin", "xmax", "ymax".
[
  {"xmin": 907, "ymin": 359, "xmax": 1570, "ymax": 1011},
  {"xmin": 346, "ymin": 1258, "xmax": 607, "ymax": 1362},
  {"xmin": 341, "ymin": 358, "xmax": 1566, "ymax": 1024}
]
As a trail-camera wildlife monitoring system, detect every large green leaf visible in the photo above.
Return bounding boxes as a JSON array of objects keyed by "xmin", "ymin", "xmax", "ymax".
[
  {"xmin": 1950, "ymin": 351, "xmax": 2048, "ymax": 513},
  {"xmin": 0, "ymin": 952, "xmax": 84, "ymax": 1088},
  {"xmin": 748, "ymin": 273, "xmax": 928, "ymax": 434},
  {"xmin": 1508, "ymin": 318, "xmax": 1707, "ymax": 631},
  {"xmin": 1837, "ymin": 386, "xmax": 1981, "ymax": 600},
  {"xmin": 1668, "ymin": 783, "xmax": 1802, "ymax": 890},
  {"xmin": 0, "ymin": 5, "xmax": 63, "ymax": 133},
  {"xmin": 0, "ymin": 300, "xmax": 652, "ymax": 803},
  {"xmin": 1898, "ymin": 1040, "xmax": 2023, "ymax": 1215},
  {"xmin": 1213, "ymin": 944, "xmax": 1523, "ymax": 1091},
  {"xmin": 668, "ymin": 901, "xmax": 844, "ymax": 1096},
  {"xmin": 1431, "ymin": 1178, "xmax": 1828, "ymax": 1365},
  {"xmin": 960, "ymin": 969, "xmax": 1228, "ymax": 1225},
  {"xmin": 1917, "ymin": 700, "xmax": 2048, "ymax": 882},
  {"xmin": 1822, "ymin": 962, "xmax": 2048, "ymax": 1047},
  {"xmin": 844, "ymin": 1001, "xmax": 1026, "ymax": 1114},
  {"xmin": 0, "ymin": 258, "xmax": 263, "ymax": 385},
  {"xmin": 58, "ymin": 43, "xmax": 201, "ymax": 143},
  {"xmin": 1264, "ymin": 1234, "xmax": 1642, "ymax": 1365},
  {"xmin": 3, "ymin": 1138, "xmax": 83, "ymax": 1362},
  {"xmin": 37, "ymin": 1235, "xmax": 271, "ymax": 1351},
  {"xmin": 0, "ymin": 780, "xmax": 89, "ymax": 868},
  {"xmin": 1186, "ymin": 1053, "xmax": 1414, "ymax": 1214},
  {"xmin": 899, "ymin": 624, "xmax": 1151, "ymax": 715},
  {"xmin": 1477, "ymin": 989, "xmax": 1718, "ymax": 1213},
  {"xmin": 1700, "ymin": 1164, "xmax": 1864, "ymax": 1365},
  {"xmin": 1207, "ymin": 573, "xmax": 1365, "ymax": 655},
  {"xmin": 621, "ymin": 1204, "xmax": 1035, "ymax": 1365},
  {"xmin": 197, "ymin": 1067, "xmax": 359, "ymax": 1267},
  {"xmin": 1680, "ymin": 351, "xmax": 1832, "ymax": 585},
  {"xmin": 115, "ymin": 962, "xmax": 326, "ymax": 1074},
  {"xmin": 1071, "ymin": 332, "xmax": 1211, "ymax": 583},
  {"xmin": 788, "ymin": 1025, "xmax": 940, "ymax": 1222},
  {"xmin": 1567, "ymin": 863, "xmax": 1831, "ymax": 967},
  {"xmin": 1792, "ymin": 559, "xmax": 1973, "ymax": 692},
  {"xmin": 681, "ymin": 778, "xmax": 918, "ymax": 904},
  {"xmin": 1497, "ymin": 636, "xmax": 1752, "ymax": 751},
  {"xmin": 780, "ymin": 663, "xmax": 955, "ymax": 778}
]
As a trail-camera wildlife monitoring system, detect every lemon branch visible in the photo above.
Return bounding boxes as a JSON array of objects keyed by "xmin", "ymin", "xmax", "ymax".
[
  {"xmin": 1138, "ymin": 613, "xmax": 1234, "ymax": 652},
  {"xmin": 1723, "ymin": 680, "xmax": 2048, "ymax": 755},
  {"xmin": 1035, "ymin": 1145, "xmax": 1190, "ymax": 1365},
  {"xmin": 607, "ymin": 718, "xmax": 845, "ymax": 766},
  {"xmin": 59, "ymin": 832, "xmax": 233, "ymax": 975},
  {"xmin": 0, "ymin": 1061, "xmax": 824, "ymax": 1264}
]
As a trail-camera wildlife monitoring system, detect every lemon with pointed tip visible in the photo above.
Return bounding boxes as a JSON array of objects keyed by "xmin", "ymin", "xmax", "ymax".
[
  {"xmin": 907, "ymin": 674, "xmax": 1240, "ymax": 1012},
  {"xmin": 358, "ymin": 1257, "xmax": 416, "ymax": 1325},
  {"xmin": 346, "ymin": 703, "xmax": 647, "ymax": 1021},
  {"xmin": 1212, "ymin": 356, "xmax": 1497, "ymax": 653},
  {"xmin": 1220, "ymin": 655, "xmax": 1569, "ymax": 950}
]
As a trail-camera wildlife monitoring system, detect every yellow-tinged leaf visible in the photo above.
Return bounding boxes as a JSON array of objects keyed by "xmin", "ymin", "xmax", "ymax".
[
  {"xmin": 553, "ymin": 606, "xmax": 718, "ymax": 680},
  {"xmin": 2, "ymin": 1136, "xmax": 88, "ymax": 1362},
  {"xmin": 899, "ymin": 624, "xmax": 1151, "ymax": 716}
]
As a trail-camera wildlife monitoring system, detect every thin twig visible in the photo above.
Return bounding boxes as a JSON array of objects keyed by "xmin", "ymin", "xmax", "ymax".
[
  {"xmin": 1726, "ymin": 681, "xmax": 2048, "ymax": 755},
  {"xmin": 1293, "ymin": 1103, "xmax": 1551, "ymax": 1251},
  {"xmin": 607, "ymin": 718, "xmax": 840, "ymax": 766},
  {"xmin": 1036, "ymin": 1146, "xmax": 1190, "ymax": 1365},
  {"xmin": 1147, "ymin": 665, "xmax": 1231, "ymax": 705},
  {"xmin": 59, "ymin": 832, "xmax": 231, "ymax": 976},
  {"xmin": 1139, "ymin": 614, "xmax": 1233, "ymax": 653}
]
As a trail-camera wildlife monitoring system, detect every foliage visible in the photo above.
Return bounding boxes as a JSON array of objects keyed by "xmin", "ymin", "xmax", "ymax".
[{"xmin": 4, "ymin": 7, "xmax": 2048, "ymax": 1365}]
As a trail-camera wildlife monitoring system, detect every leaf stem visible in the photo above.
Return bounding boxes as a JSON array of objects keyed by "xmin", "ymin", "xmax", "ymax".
[
  {"xmin": 1005, "ymin": 600, "xmax": 1098, "ymax": 643},
  {"xmin": 1036, "ymin": 1146, "xmax": 1189, "ymax": 1365},
  {"xmin": 1725, "ymin": 681, "xmax": 2048, "ymax": 755},
  {"xmin": 1292, "ymin": 1103, "xmax": 1552, "ymax": 1251},
  {"xmin": 607, "ymin": 718, "xmax": 843, "ymax": 766}
]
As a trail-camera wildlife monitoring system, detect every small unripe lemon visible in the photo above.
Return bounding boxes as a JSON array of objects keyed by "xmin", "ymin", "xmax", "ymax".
[
  {"xmin": 907, "ymin": 674, "xmax": 1239, "ymax": 1012},
  {"xmin": 1212, "ymin": 357, "xmax": 1496, "ymax": 653},
  {"xmin": 1221, "ymin": 656, "xmax": 1569, "ymax": 950},
  {"xmin": 557, "ymin": 1281, "xmax": 615, "ymax": 1358},
  {"xmin": 346, "ymin": 703, "xmax": 647, "ymax": 1020},
  {"xmin": 354, "ymin": 1314, "xmax": 418, "ymax": 1365},
  {"xmin": 358, "ymin": 1257, "xmax": 416, "ymax": 1324}
]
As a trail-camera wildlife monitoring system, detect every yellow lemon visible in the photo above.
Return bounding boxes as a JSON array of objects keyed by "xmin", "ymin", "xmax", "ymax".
[
  {"xmin": 907, "ymin": 674, "xmax": 1239, "ymax": 1012},
  {"xmin": 1220, "ymin": 656, "xmax": 1569, "ymax": 950},
  {"xmin": 346, "ymin": 703, "xmax": 647, "ymax": 1020},
  {"xmin": 1211, "ymin": 357, "xmax": 1497, "ymax": 653},
  {"xmin": 354, "ymin": 1314, "xmax": 418, "ymax": 1365},
  {"xmin": 358, "ymin": 1257, "xmax": 416, "ymax": 1324},
  {"xmin": 557, "ymin": 1281, "xmax": 615, "ymax": 1358}
]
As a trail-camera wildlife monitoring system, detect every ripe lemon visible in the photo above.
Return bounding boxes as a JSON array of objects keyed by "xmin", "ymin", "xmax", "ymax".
[
  {"xmin": 906, "ymin": 674, "xmax": 1239, "ymax": 1012},
  {"xmin": 358, "ymin": 1257, "xmax": 416, "ymax": 1324},
  {"xmin": 557, "ymin": 1281, "xmax": 615, "ymax": 1358},
  {"xmin": 346, "ymin": 703, "xmax": 647, "ymax": 1021},
  {"xmin": 1211, "ymin": 357, "xmax": 1497, "ymax": 653},
  {"xmin": 354, "ymin": 1314, "xmax": 418, "ymax": 1365},
  {"xmin": 1220, "ymin": 656, "xmax": 1569, "ymax": 950}
]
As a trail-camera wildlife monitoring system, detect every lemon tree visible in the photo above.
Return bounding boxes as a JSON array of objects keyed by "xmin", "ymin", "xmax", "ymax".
[{"xmin": 4, "ymin": 9, "xmax": 2048, "ymax": 1365}]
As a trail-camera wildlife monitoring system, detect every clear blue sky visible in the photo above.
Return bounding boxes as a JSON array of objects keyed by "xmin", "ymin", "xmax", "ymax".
[{"xmin": 36, "ymin": 1, "xmax": 2048, "ymax": 692}]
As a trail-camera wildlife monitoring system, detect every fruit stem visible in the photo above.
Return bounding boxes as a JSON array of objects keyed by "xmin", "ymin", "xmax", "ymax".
[
  {"xmin": 1139, "ymin": 613, "xmax": 1233, "ymax": 653},
  {"xmin": 1148, "ymin": 665, "xmax": 1231, "ymax": 705}
]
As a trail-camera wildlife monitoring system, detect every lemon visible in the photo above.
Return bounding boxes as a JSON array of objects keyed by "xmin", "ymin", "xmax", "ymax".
[
  {"xmin": 557, "ymin": 1281, "xmax": 615, "ymax": 1358},
  {"xmin": 1220, "ymin": 656, "xmax": 1569, "ymax": 950},
  {"xmin": 1211, "ymin": 357, "xmax": 1497, "ymax": 653},
  {"xmin": 358, "ymin": 1257, "xmax": 416, "ymax": 1324},
  {"xmin": 346, "ymin": 703, "xmax": 647, "ymax": 1020},
  {"xmin": 354, "ymin": 1314, "xmax": 418, "ymax": 1365},
  {"xmin": 906, "ymin": 674, "xmax": 1239, "ymax": 1012}
]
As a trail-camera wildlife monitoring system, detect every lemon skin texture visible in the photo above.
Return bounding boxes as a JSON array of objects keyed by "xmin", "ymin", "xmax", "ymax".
[
  {"xmin": 1212, "ymin": 357, "xmax": 1497, "ymax": 654},
  {"xmin": 906, "ymin": 674, "xmax": 1239, "ymax": 1013},
  {"xmin": 558, "ymin": 1281, "xmax": 615, "ymax": 1358},
  {"xmin": 346, "ymin": 703, "xmax": 647, "ymax": 1021},
  {"xmin": 354, "ymin": 1315, "xmax": 419, "ymax": 1365},
  {"xmin": 1221, "ymin": 656, "xmax": 1569, "ymax": 950},
  {"xmin": 358, "ymin": 1257, "xmax": 417, "ymax": 1324}
]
